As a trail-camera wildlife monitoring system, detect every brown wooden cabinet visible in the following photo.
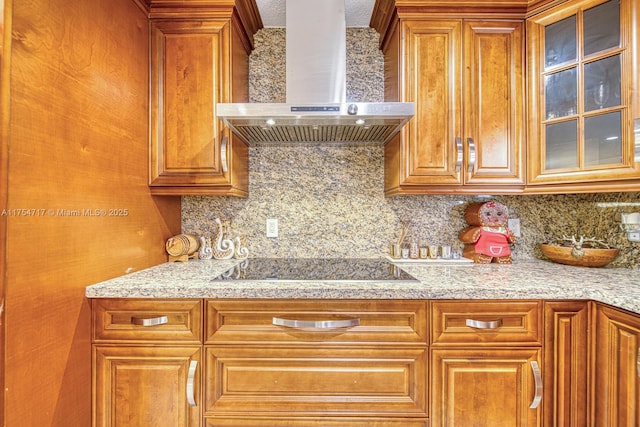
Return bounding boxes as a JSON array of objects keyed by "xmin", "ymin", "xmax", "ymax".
[
  {"xmin": 148, "ymin": 4, "xmax": 260, "ymax": 196},
  {"xmin": 543, "ymin": 301, "xmax": 590, "ymax": 426},
  {"xmin": 204, "ymin": 299, "xmax": 429, "ymax": 425},
  {"xmin": 374, "ymin": 13, "xmax": 526, "ymax": 195},
  {"xmin": 526, "ymin": 0, "xmax": 640, "ymax": 192},
  {"xmin": 90, "ymin": 297, "xmax": 640, "ymax": 426},
  {"xmin": 92, "ymin": 299, "xmax": 203, "ymax": 427},
  {"xmin": 430, "ymin": 300, "xmax": 543, "ymax": 426},
  {"xmin": 594, "ymin": 303, "xmax": 640, "ymax": 426}
]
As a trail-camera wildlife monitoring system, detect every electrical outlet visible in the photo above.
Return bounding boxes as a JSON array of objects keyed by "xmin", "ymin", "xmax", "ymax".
[
  {"xmin": 266, "ymin": 218, "xmax": 278, "ymax": 237},
  {"xmin": 629, "ymin": 231, "xmax": 640, "ymax": 242},
  {"xmin": 508, "ymin": 218, "xmax": 521, "ymax": 238}
]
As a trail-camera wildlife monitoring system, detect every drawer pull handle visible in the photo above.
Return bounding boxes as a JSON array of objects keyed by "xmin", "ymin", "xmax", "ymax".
[
  {"xmin": 131, "ymin": 316, "xmax": 168, "ymax": 327},
  {"xmin": 455, "ymin": 137, "xmax": 463, "ymax": 173},
  {"xmin": 220, "ymin": 135, "xmax": 229, "ymax": 173},
  {"xmin": 530, "ymin": 360, "xmax": 542, "ymax": 409},
  {"xmin": 465, "ymin": 318, "xmax": 502, "ymax": 329},
  {"xmin": 467, "ymin": 137, "xmax": 476, "ymax": 173},
  {"xmin": 272, "ymin": 317, "xmax": 360, "ymax": 329},
  {"xmin": 186, "ymin": 360, "xmax": 198, "ymax": 407}
]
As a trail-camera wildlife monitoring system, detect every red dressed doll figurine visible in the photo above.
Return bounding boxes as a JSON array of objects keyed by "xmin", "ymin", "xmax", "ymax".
[{"xmin": 458, "ymin": 201, "xmax": 516, "ymax": 263}]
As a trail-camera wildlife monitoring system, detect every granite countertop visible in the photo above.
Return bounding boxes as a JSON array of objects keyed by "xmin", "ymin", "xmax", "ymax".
[{"xmin": 85, "ymin": 258, "xmax": 640, "ymax": 315}]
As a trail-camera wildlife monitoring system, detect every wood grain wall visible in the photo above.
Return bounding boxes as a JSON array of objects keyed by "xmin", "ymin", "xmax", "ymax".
[{"xmin": 3, "ymin": 0, "xmax": 180, "ymax": 424}]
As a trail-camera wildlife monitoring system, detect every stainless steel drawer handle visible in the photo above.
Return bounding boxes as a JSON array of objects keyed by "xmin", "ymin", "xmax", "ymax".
[
  {"xmin": 465, "ymin": 318, "xmax": 503, "ymax": 329},
  {"xmin": 131, "ymin": 316, "xmax": 168, "ymax": 327},
  {"xmin": 186, "ymin": 360, "xmax": 198, "ymax": 407},
  {"xmin": 530, "ymin": 360, "xmax": 542, "ymax": 409},
  {"xmin": 455, "ymin": 137, "xmax": 463, "ymax": 173},
  {"xmin": 467, "ymin": 137, "xmax": 476, "ymax": 173},
  {"xmin": 220, "ymin": 135, "xmax": 229, "ymax": 173},
  {"xmin": 272, "ymin": 317, "xmax": 360, "ymax": 329}
]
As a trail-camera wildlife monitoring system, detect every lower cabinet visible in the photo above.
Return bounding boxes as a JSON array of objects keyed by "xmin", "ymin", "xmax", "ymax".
[
  {"xmin": 93, "ymin": 346, "xmax": 202, "ymax": 427},
  {"xmin": 90, "ymin": 297, "xmax": 640, "ymax": 426},
  {"xmin": 430, "ymin": 301, "xmax": 543, "ymax": 427},
  {"xmin": 543, "ymin": 301, "xmax": 590, "ymax": 426},
  {"xmin": 594, "ymin": 303, "xmax": 640, "ymax": 427},
  {"xmin": 203, "ymin": 299, "xmax": 429, "ymax": 425},
  {"xmin": 431, "ymin": 348, "xmax": 541, "ymax": 426}
]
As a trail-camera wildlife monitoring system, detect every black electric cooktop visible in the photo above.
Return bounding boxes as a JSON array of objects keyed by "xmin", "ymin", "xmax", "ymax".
[{"xmin": 212, "ymin": 258, "xmax": 419, "ymax": 282}]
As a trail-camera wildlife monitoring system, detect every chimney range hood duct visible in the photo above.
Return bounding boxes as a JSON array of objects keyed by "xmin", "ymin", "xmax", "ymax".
[{"xmin": 216, "ymin": 0, "xmax": 414, "ymax": 145}]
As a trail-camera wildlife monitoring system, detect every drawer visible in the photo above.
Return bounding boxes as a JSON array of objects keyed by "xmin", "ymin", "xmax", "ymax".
[
  {"xmin": 205, "ymin": 417, "xmax": 429, "ymax": 426},
  {"xmin": 431, "ymin": 300, "xmax": 542, "ymax": 346},
  {"xmin": 92, "ymin": 299, "xmax": 202, "ymax": 343},
  {"xmin": 203, "ymin": 346, "xmax": 428, "ymax": 417},
  {"xmin": 205, "ymin": 299, "xmax": 428, "ymax": 345}
]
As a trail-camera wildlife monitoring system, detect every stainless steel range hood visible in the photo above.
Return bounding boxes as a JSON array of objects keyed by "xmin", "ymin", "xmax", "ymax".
[{"xmin": 216, "ymin": 0, "xmax": 414, "ymax": 146}]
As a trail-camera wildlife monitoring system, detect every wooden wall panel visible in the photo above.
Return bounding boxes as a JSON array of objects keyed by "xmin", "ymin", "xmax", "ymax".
[{"xmin": 4, "ymin": 0, "xmax": 180, "ymax": 425}]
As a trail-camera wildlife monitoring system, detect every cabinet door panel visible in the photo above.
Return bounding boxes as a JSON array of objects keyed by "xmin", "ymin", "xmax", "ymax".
[
  {"xmin": 205, "ymin": 299, "xmax": 428, "ymax": 344},
  {"xmin": 464, "ymin": 21, "xmax": 525, "ymax": 185},
  {"xmin": 431, "ymin": 348, "xmax": 541, "ymax": 427},
  {"xmin": 543, "ymin": 301, "xmax": 589, "ymax": 426},
  {"xmin": 204, "ymin": 346, "xmax": 428, "ymax": 417},
  {"xmin": 594, "ymin": 304, "xmax": 640, "ymax": 427},
  {"xmin": 149, "ymin": 20, "xmax": 248, "ymax": 196},
  {"xmin": 526, "ymin": 0, "xmax": 640, "ymax": 186},
  {"xmin": 93, "ymin": 346, "xmax": 201, "ymax": 427},
  {"xmin": 402, "ymin": 20, "xmax": 462, "ymax": 185}
]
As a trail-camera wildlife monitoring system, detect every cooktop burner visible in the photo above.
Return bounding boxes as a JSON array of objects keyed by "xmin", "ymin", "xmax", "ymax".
[{"xmin": 212, "ymin": 258, "xmax": 419, "ymax": 282}]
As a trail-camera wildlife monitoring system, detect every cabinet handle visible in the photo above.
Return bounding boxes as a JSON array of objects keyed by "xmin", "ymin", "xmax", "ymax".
[
  {"xmin": 220, "ymin": 135, "xmax": 229, "ymax": 173},
  {"xmin": 186, "ymin": 360, "xmax": 198, "ymax": 407},
  {"xmin": 272, "ymin": 317, "xmax": 360, "ymax": 329},
  {"xmin": 465, "ymin": 318, "xmax": 502, "ymax": 329},
  {"xmin": 637, "ymin": 347, "xmax": 640, "ymax": 378},
  {"xmin": 530, "ymin": 360, "xmax": 542, "ymax": 409},
  {"xmin": 455, "ymin": 137, "xmax": 463, "ymax": 172},
  {"xmin": 131, "ymin": 316, "xmax": 168, "ymax": 327},
  {"xmin": 467, "ymin": 137, "xmax": 476, "ymax": 173}
]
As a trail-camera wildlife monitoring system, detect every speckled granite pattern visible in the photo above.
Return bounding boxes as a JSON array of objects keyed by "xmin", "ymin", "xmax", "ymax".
[
  {"xmin": 182, "ymin": 28, "xmax": 640, "ymax": 269},
  {"xmin": 85, "ymin": 259, "xmax": 640, "ymax": 315}
]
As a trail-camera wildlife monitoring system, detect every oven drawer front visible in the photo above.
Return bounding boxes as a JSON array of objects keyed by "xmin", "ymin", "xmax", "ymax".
[
  {"xmin": 205, "ymin": 300, "xmax": 428, "ymax": 345},
  {"xmin": 431, "ymin": 300, "xmax": 542, "ymax": 346},
  {"xmin": 204, "ymin": 346, "xmax": 428, "ymax": 417},
  {"xmin": 93, "ymin": 299, "xmax": 202, "ymax": 343}
]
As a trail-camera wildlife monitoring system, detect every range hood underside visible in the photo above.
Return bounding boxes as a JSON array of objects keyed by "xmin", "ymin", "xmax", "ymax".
[{"xmin": 218, "ymin": 102, "xmax": 414, "ymax": 146}]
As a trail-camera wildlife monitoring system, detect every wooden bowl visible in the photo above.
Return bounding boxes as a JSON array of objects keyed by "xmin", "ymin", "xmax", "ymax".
[{"xmin": 539, "ymin": 244, "xmax": 619, "ymax": 268}]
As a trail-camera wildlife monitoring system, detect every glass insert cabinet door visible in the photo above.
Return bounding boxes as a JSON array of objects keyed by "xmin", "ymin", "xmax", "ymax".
[{"xmin": 527, "ymin": 0, "xmax": 640, "ymax": 184}]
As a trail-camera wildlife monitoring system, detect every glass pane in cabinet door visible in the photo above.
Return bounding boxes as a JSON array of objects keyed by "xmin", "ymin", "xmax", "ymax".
[
  {"xmin": 584, "ymin": 111, "xmax": 622, "ymax": 165},
  {"xmin": 545, "ymin": 68, "xmax": 577, "ymax": 119},
  {"xmin": 584, "ymin": 55, "xmax": 621, "ymax": 111},
  {"xmin": 545, "ymin": 120, "xmax": 578, "ymax": 170},
  {"xmin": 584, "ymin": 0, "xmax": 620, "ymax": 56},
  {"xmin": 545, "ymin": 15, "xmax": 577, "ymax": 68}
]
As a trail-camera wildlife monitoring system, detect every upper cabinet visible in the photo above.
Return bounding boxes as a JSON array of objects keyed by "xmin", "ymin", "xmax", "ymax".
[
  {"xmin": 372, "ymin": 4, "xmax": 526, "ymax": 195},
  {"xmin": 148, "ymin": 2, "xmax": 262, "ymax": 196},
  {"xmin": 526, "ymin": 0, "xmax": 640, "ymax": 191}
]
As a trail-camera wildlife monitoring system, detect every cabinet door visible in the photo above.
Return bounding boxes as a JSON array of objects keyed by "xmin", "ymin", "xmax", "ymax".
[
  {"xmin": 93, "ymin": 346, "xmax": 201, "ymax": 427},
  {"xmin": 204, "ymin": 346, "xmax": 428, "ymax": 418},
  {"xmin": 527, "ymin": 0, "xmax": 640, "ymax": 187},
  {"xmin": 392, "ymin": 19, "xmax": 463, "ymax": 188},
  {"xmin": 464, "ymin": 21, "xmax": 525, "ymax": 186},
  {"xmin": 431, "ymin": 348, "xmax": 542, "ymax": 427},
  {"xmin": 149, "ymin": 20, "xmax": 248, "ymax": 196},
  {"xmin": 594, "ymin": 304, "xmax": 640, "ymax": 427},
  {"xmin": 385, "ymin": 19, "xmax": 524, "ymax": 194},
  {"xmin": 543, "ymin": 301, "xmax": 589, "ymax": 426}
]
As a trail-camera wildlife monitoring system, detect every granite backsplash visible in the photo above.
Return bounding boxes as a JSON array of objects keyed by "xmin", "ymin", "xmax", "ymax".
[{"xmin": 182, "ymin": 28, "xmax": 640, "ymax": 268}]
